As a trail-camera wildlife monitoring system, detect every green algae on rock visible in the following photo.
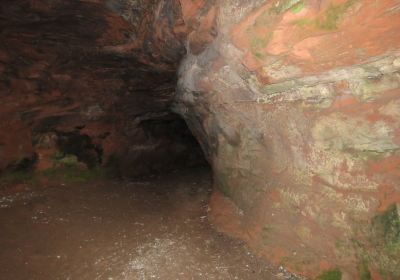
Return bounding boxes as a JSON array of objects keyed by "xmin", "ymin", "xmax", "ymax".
[{"xmin": 317, "ymin": 268, "xmax": 342, "ymax": 280}]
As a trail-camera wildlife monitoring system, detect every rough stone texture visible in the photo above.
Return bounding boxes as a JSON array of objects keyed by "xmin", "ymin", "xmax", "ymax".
[
  {"xmin": 174, "ymin": 0, "xmax": 400, "ymax": 278},
  {"xmin": 1, "ymin": 0, "xmax": 400, "ymax": 278},
  {"xmin": 0, "ymin": 0, "xmax": 211, "ymax": 175}
]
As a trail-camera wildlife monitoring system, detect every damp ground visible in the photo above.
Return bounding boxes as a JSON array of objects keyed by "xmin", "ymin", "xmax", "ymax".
[{"xmin": 0, "ymin": 167, "xmax": 300, "ymax": 280}]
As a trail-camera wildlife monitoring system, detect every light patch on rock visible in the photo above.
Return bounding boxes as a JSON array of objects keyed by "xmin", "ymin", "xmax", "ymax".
[
  {"xmin": 312, "ymin": 113, "xmax": 398, "ymax": 153},
  {"xmin": 379, "ymin": 99, "xmax": 400, "ymax": 119},
  {"xmin": 308, "ymin": 144, "xmax": 379, "ymax": 191}
]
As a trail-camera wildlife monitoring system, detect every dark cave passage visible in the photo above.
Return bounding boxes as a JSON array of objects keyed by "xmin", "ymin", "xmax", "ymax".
[
  {"xmin": 0, "ymin": 0, "xmax": 209, "ymax": 181},
  {"xmin": 117, "ymin": 113, "xmax": 209, "ymax": 178},
  {"xmin": 0, "ymin": 1, "xmax": 287, "ymax": 279},
  {"xmin": 2, "ymin": 0, "xmax": 398, "ymax": 279}
]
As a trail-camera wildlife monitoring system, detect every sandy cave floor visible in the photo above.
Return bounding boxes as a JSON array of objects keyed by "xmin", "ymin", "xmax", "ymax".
[{"xmin": 0, "ymin": 167, "xmax": 301, "ymax": 280}]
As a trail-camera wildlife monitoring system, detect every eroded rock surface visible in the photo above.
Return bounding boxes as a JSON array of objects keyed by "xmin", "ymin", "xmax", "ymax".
[
  {"xmin": 174, "ymin": 0, "xmax": 400, "ymax": 278},
  {"xmin": 1, "ymin": 0, "xmax": 400, "ymax": 279},
  {"xmin": 0, "ymin": 0, "xmax": 211, "ymax": 175}
]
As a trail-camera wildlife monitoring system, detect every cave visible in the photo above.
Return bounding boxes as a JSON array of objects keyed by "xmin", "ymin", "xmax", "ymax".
[{"xmin": 1, "ymin": 1, "xmax": 399, "ymax": 279}]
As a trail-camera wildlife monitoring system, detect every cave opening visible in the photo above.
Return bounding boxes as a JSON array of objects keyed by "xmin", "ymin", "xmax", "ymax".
[
  {"xmin": 7, "ymin": 0, "xmax": 399, "ymax": 278},
  {"xmin": 0, "ymin": 1, "xmax": 289, "ymax": 279},
  {"xmin": 0, "ymin": 0, "xmax": 211, "ymax": 179}
]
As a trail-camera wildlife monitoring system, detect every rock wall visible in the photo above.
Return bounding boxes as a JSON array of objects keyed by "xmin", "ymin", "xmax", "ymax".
[
  {"xmin": 0, "ymin": 0, "xmax": 209, "ymax": 175},
  {"xmin": 174, "ymin": 0, "xmax": 400, "ymax": 278},
  {"xmin": 1, "ymin": 0, "xmax": 399, "ymax": 278}
]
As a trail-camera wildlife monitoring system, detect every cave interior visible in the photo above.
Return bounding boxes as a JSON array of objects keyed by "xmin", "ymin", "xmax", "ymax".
[{"xmin": 1, "ymin": 1, "xmax": 400, "ymax": 279}]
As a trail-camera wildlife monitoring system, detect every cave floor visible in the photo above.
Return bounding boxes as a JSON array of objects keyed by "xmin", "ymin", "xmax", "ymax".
[{"xmin": 0, "ymin": 167, "xmax": 295, "ymax": 280}]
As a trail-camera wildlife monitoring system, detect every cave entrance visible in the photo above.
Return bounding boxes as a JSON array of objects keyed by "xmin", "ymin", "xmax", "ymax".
[
  {"xmin": 0, "ymin": 0, "xmax": 287, "ymax": 278},
  {"xmin": 31, "ymin": 112, "xmax": 210, "ymax": 179},
  {"xmin": 0, "ymin": 0, "xmax": 211, "ymax": 181},
  {"xmin": 117, "ymin": 112, "xmax": 209, "ymax": 178}
]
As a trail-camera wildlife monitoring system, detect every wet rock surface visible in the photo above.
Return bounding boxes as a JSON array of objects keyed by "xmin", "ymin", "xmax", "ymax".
[
  {"xmin": 0, "ymin": 167, "xmax": 301, "ymax": 280},
  {"xmin": 174, "ymin": 0, "xmax": 400, "ymax": 278},
  {"xmin": 1, "ymin": 0, "xmax": 399, "ymax": 279}
]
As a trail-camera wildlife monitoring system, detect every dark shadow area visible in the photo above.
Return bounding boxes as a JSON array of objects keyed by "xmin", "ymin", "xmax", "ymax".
[
  {"xmin": 0, "ymin": 0, "xmax": 209, "ymax": 181},
  {"xmin": 56, "ymin": 131, "xmax": 103, "ymax": 169},
  {"xmin": 118, "ymin": 113, "xmax": 209, "ymax": 178}
]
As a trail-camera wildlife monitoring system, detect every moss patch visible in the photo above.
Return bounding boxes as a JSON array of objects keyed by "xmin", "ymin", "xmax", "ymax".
[
  {"xmin": 0, "ymin": 153, "xmax": 117, "ymax": 189},
  {"xmin": 373, "ymin": 204, "xmax": 400, "ymax": 252},
  {"xmin": 316, "ymin": 0, "xmax": 358, "ymax": 30},
  {"xmin": 317, "ymin": 269, "xmax": 342, "ymax": 280},
  {"xmin": 0, "ymin": 170, "xmax": 36, "ymax": 188},
  {"xmin": 0, "ymin": 166, "xmax": 109, "ymax": 188},
  {"xmin": 291, "ymin": 1, "xmax": 305, "ymax": 13},
  {"xmin": 292, "ymin": 0, "xmax": 358, "ymax": 30},
  {"xmin": 354, "ymin": 204, "xmax": 400, "ymax": 278},
  {"xmin": 358, "ymin": 260, "xmax": 371, "ymax": 280},
  {"xmin": 249, "ymin": 32, "xmax": 273, "ymax": 60},
  {"xmin": 370, "ymin": 203, "xmax": 400, "ymax": 277},
  {"xmin": 273, "ymin": 0, "xmax": 303, "ymax": 14},
  {"xmin": 40, "ymin": 165, "xmax": 107, "ymax": 183}
]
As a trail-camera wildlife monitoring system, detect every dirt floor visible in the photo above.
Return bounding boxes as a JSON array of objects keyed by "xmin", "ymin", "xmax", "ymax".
[{"xmin": 0, "ymin": 167, "xmax": 301, "ymax": 280}]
